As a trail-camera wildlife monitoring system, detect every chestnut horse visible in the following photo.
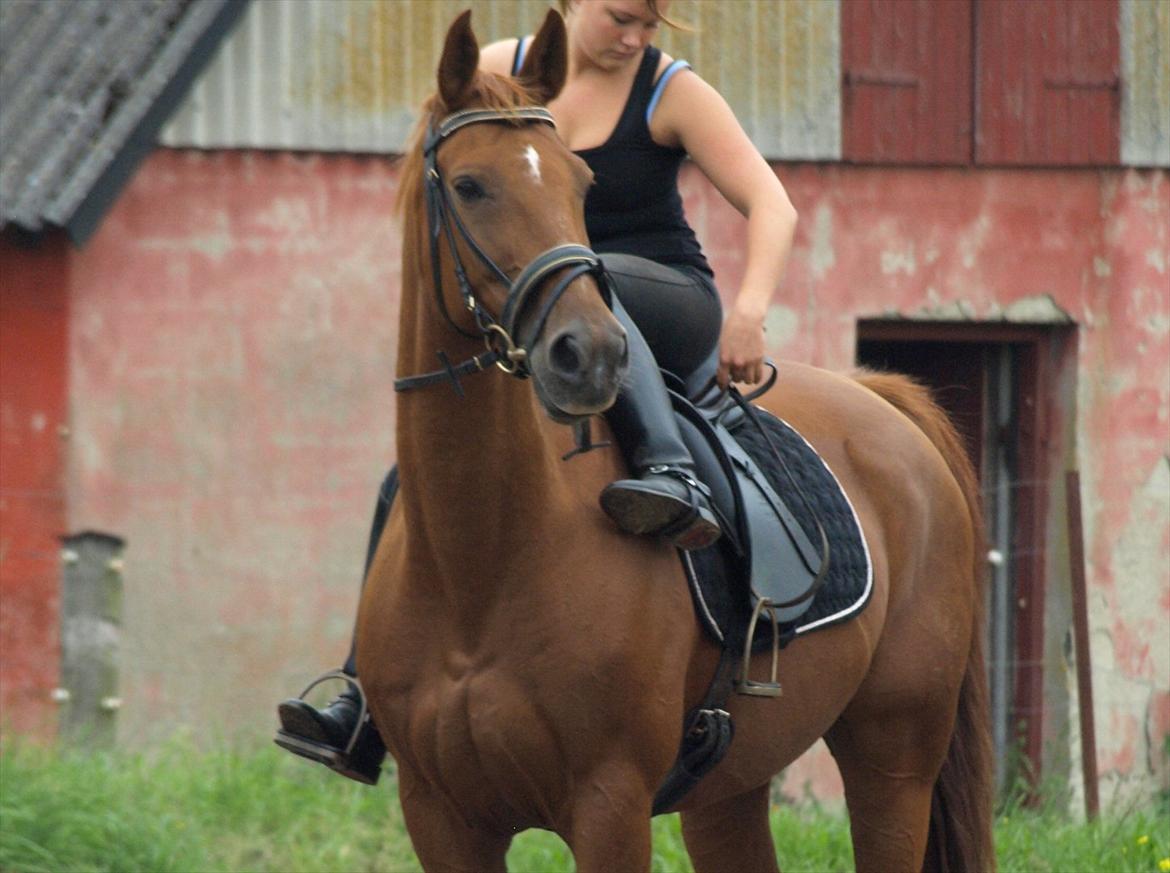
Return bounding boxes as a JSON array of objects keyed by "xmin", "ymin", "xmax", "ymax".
[{"xmin": 356, "ymin": 10, "xmax": 993, "ymax": 872}]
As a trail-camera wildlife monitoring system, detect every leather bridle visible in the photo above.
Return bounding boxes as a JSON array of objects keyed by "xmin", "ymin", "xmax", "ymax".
[{"xmin": 395, "ymin": 107, "xmax": 614, "ymax": 396}]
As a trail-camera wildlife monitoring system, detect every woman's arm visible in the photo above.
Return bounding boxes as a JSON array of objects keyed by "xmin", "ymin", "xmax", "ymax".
[{"xmin": 651, "ymin": 70, "xmax": 798, "ymax": 387}]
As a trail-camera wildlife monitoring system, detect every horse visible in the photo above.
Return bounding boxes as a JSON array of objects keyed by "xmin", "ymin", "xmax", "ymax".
[{"xmin": 355, "ymin": 10, "xmax": 994, "ymax": 872}]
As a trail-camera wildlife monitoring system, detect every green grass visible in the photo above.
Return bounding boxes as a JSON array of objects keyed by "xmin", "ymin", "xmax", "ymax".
[{"xmin": 1, "ymin": 738, "xmax": 1166, "ymax": 872}]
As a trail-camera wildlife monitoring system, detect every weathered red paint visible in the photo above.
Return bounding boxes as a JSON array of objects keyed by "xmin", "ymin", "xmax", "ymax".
[
  {"xmin": 0, "ymin": 232, "xmax": 69, "ymax": 736},
  {"xmin": 845, "ymin": 0, "xmax": 1121, "ymax": 167},
  {"xmin": 66, "ymin": 150, "xmax": 403, "ymax": 744},
  {"xmin": 1100, "ymin": 710, "xmax": 1140, "ymax": 775},
  {"xmin": 842, "ymin": 0, "xmax": 973, "ymax": 165},
  {"xmin": 976, "ymin": 0, "xmax": 1120, "ymax": 166}
]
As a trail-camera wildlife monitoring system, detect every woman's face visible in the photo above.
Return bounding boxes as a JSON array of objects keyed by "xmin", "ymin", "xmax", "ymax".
[{"xmin": 566, "ymin": 0, "xmax": 667, "ymax": 69}]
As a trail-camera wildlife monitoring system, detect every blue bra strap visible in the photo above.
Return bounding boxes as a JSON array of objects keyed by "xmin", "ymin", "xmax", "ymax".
[
  {"xmin": 511, "ymin": 35, "xmax": 531, "ymax": 76},
  {"xmin": 647, "ymin": 60, "xmax": 692, "ymax": 125}
]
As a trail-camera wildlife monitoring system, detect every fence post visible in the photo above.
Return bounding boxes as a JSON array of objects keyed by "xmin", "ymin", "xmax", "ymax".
[
  {"xmin": 1065, "ymin": 470, "xmax": 1099, "ymax": 820},
  {"xmin": 57, "ymin": 531, "xmax": 125, "ymax": 747}
]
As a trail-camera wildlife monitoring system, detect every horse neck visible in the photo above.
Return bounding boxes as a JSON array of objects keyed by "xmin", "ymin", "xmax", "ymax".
[{"xmin": 394, "ymin": 245, "xmax": 575, "ymax": 605}]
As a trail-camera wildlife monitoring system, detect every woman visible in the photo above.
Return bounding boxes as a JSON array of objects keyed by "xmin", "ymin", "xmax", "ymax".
[{"xmin": 275, "ymin": 0, "xmax": 798, "ymax": 785}]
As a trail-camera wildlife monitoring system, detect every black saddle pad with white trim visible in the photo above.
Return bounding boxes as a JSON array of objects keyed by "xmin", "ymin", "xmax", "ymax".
[{"xmin": 682, "ymin": 408, "xmax": 872, "ymax": 653}]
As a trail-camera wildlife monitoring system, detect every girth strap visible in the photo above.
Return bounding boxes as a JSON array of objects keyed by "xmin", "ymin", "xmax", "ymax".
[{"xmin": 651, "ymin": 645, "xmax": 737, "ymax": 815}]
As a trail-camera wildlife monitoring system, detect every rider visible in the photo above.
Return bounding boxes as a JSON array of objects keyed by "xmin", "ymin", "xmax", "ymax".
[{"xmin": 275, "ymin": 0, "xmax": 798, "ymax": 784}]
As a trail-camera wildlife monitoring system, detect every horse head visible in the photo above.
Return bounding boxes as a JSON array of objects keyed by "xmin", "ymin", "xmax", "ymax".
[{"xmin": 400, "ymin": 10, "xmax": 628, "ymax": 423}]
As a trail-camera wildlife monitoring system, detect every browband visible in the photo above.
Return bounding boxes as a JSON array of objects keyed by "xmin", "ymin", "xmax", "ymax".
[{"xmin": 424, "ymin": 107, "xmax": 557, "ymax": 154}]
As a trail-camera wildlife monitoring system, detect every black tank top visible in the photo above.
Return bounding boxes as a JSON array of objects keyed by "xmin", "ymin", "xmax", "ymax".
[{"xmin": 513, "ymin": 41, "xmax": 712, "ymax": 277}]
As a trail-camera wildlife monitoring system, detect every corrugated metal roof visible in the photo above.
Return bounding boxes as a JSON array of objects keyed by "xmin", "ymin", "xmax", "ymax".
[
  {"xmin": 160, "ymin": 0, "xmax": 841, "ymax": 161},
  {"xmin": 0, "ymin": 0, "xmax": 248, "ymax": 242}
]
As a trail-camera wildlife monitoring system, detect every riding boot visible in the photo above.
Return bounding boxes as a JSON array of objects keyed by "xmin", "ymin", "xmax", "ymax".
[
  {"xmin": 600, "ymin": 299, "xmax": 721, "ymax": 550},
  {"xmin": 274, "ymin": 469, "xmax": 395, "ymax": 785}
]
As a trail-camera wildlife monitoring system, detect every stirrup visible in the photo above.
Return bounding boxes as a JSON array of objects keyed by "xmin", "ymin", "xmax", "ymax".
[
  {"xmin": 275, "ymin": 669, "xmax": 369, "ymax": 760},
  {"xmin": 736, "ymin": 599, "xmax": 782, "ymax": 697}
]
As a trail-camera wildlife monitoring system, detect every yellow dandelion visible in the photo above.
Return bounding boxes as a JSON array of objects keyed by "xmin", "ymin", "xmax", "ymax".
[
  {"xmin": 1137, "ymin": 835, "xmax": 1149, "ymax": 846},
  {"xmin": 1157, "ymin": 857, "xmax": 1170, "ymax": 873}
]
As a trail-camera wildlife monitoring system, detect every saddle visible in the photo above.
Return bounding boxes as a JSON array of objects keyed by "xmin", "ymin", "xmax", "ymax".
[
  {"xmin": 673, "ymin": 366, "xmax": 828, "ymax": 643},
  {"xmin": 646, "ymin": 354, "xmax": 873, "ymax": 814}
]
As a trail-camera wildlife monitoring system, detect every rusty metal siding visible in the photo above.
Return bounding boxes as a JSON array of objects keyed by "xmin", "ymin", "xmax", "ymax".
[
  {"xmin": 657, "ymin": 1, "xmax": 840, "ymax": 160},
  {"xmin": 160, "ymin": 0, "xmax": 840, "ymax": 160},
  {"xmin": 161, "ymin": 0, "xmax": 506, "ymax": 152},
  {"xmin": 976, "ymin": 0, "xmax": 1120, "ymax": 166},
  {"xmin": 841, "ymin": 0, "xmax": 973, "ymax": 165},
  {"xmin": 1121, "ymin": 0, "xmax": 1170, "ymax": 167}
]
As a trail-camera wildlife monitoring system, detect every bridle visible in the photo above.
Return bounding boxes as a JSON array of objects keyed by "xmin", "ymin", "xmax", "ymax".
[{"xmin": 395, "ymin": 106, "xmax": 613, "ymax": 396}]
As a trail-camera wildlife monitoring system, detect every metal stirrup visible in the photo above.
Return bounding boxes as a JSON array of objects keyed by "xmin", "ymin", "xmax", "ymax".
[
  {"xmin": 292, "ymin": 669, "xmax": 371, "ymax": 757},
  {"xmin": 737, "ymin": 599, "xmax": 783, "ymax": 697}
]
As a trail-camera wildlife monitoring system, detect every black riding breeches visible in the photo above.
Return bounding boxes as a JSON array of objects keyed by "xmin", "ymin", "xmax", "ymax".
[{"xmin": 600, "ymin": 254, "xmax": 722, "ymax": 380}]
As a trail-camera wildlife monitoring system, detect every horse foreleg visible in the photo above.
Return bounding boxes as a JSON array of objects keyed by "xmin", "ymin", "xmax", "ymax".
[
  {"xmin": 564, "ymin": 763, "xmax": 654, "ymax": 873},
  {"xmin": 397, "ymin": 768, "xmax": 511, "ymax": 873},
  {"xmin": 679, "ymin": 782, "xmax": 779, "ymax": 873}
]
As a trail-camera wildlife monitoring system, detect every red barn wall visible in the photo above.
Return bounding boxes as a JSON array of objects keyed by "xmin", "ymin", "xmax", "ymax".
[
  {"xmin": 7, "ymin": 149, "xmax": 1164, "ymax": 803},
  {"xmin": 0, "ymin": 233, "xmax": 68, "ymax": 735},
  {"xmin": 66, "ymin": 151, "xmax": 401, "ymax": 734}
]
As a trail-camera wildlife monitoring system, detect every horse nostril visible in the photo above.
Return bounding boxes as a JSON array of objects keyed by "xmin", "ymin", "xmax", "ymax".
[{"xmin": 549, "ymin": 331, "xmax": 583, "ymax": 378}]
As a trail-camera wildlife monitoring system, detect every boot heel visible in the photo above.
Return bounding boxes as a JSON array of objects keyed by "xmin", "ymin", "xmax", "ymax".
[
  {"xmin": 599, "ymin": 478, "xmax": 722, "ymax": 550},
  {"xmin": 671, "ymin": 511, "xmax": 721, "ymax": 550}
]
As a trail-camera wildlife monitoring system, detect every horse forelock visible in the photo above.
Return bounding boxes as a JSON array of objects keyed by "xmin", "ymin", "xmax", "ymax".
[{"xmin": 396, "ymin": 71, "xmax": 542, "ymax": 223}]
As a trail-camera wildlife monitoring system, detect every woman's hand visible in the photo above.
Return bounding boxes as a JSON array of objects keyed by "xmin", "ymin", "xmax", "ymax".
[{"xmin": 717, "ymin": 303, "xmax": 767, "ymax": 387}]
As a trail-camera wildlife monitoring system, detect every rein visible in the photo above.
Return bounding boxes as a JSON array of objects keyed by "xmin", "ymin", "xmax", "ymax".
[{"xmin": 395, "ymin": 106, "xmax": 613, "ymax": 396}]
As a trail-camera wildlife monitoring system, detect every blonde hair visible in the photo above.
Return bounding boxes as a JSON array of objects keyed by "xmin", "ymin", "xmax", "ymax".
[{"xmin": 558, "ymin": 0, "xmax": 690, "ymax": 32}]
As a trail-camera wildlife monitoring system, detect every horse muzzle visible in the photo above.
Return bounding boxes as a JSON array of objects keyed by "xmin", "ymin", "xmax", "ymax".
[{"xmin": 529, "ymin": 308, "xmax": 628, "ymax": 422}]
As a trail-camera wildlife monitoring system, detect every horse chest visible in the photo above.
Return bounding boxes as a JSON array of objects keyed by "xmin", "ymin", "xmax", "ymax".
[{"xmin": 391, "ymin": 661, "xmax": 570, "ymax": 823}]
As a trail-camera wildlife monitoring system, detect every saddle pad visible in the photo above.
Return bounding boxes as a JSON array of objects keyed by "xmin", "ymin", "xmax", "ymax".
[{"xmin": 681, "ymin": 408, "xmax": 873, "ymax": 654}]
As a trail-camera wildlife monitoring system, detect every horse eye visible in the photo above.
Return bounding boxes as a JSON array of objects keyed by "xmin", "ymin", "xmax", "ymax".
[{"xmin": 452, "ymin": 177, "xmax": 487, "ymax": 202}]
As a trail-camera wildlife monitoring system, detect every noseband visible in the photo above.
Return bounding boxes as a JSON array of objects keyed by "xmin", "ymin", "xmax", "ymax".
[{"xmin": 395, "ymin": 106, "xmax": 613, "ymax": 396}]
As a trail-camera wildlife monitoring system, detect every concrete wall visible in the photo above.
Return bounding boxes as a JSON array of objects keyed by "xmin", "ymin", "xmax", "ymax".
[{"xmin": 59, "ymin": 149, "xmax": 1170, "ymax": 805}]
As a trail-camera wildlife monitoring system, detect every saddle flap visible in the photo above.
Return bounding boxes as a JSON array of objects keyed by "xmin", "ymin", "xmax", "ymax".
[
  {"xmin": 670, "ymin": 389, "xmax": 825, "ymax": 627},
  {"xmin": 719, "ymin": 429, "xmax": 823, "ymax": 625}
]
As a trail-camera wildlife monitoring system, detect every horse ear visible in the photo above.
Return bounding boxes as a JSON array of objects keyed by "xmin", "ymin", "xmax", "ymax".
[
  {"xmin": 516, "ymin": 9, "xmax": 568, "ymax": 104},
  {"xmin": 438, "ymin": 10, "xmax": 480, "ymax": 111}
]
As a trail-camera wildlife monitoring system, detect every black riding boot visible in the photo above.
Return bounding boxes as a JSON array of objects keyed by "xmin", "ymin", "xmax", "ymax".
[
  {"xmin": 600, "ymin": 299, "xmax": 721, "ymax": 550},
  {"xmin": 274, "ymin": 469, "xmax": 395, "ymax": 785}
]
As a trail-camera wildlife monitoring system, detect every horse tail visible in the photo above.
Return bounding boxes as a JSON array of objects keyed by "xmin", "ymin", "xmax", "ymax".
[{"xmin": 853, "ymin": 369, "xmax": 996, "ymax": 873}]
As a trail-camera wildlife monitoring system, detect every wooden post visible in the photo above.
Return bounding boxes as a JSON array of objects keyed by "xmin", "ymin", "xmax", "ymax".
[
  {"xmin": 58, "ymin": 531, "xmax": 125, "ymax": 747},
  {"xmin": 1065, "ymin": 470, "xmax": 1099, "ymax": 820}
]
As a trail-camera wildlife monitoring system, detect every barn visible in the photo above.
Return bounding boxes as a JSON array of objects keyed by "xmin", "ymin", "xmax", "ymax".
[{"xmin": 1, "ymin": 0, "xmax": 1167, "ymax": 811}]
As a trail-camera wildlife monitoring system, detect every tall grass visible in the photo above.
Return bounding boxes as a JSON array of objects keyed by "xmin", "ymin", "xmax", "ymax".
[{"xmin": 1, "ymin": 738, "xmax": 1166, "ymax": 872}]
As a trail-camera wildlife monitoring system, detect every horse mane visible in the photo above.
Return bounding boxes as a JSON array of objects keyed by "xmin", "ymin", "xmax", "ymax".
[{"xmin": 396, "ymin": 71, "xmax": 539, "ymax": 224}]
